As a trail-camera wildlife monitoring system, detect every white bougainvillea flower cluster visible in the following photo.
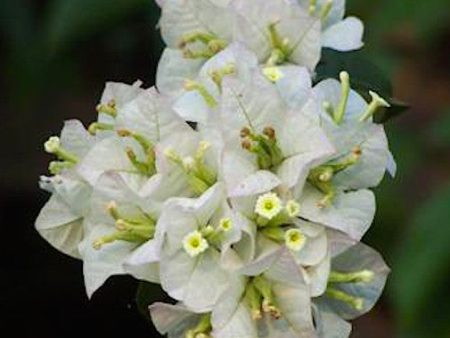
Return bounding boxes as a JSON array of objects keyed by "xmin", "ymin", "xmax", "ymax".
[{"xmin": 36, "ymin": 0, "xmax": 395, "ymax": 337}]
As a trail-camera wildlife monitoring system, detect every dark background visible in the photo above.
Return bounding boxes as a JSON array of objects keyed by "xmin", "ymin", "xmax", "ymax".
[{"xmin": 1, "ymin": 0, "xmax": 449, "ymax": 337}]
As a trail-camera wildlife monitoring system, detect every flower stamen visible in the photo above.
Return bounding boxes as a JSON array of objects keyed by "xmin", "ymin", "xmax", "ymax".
[
  {"xmin": 359, "ymin": 91, "xmax": 390, "ymax": 122},
  {"xmin": 326, "ymin": 287, "xmax": 364, "ymax": 311},
  {"xmin": 44, "ymin": 136, "xmax": 79, "ymax": 164}
]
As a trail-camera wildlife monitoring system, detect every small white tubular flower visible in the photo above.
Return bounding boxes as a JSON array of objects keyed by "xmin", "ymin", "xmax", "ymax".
[
  {"xmin": 183, "ymin": 230, "xmax": 209, "ymax": 257},
  {"xmin": 255, "ymin": 193, "xmax": 283, "ymax": 220},
  {"xmin": 285, "ymin": 228, "xmax": 306, "ymax": 252},
  {"xmin": 218, "ymin": 217, "xmax": 233, "ymax": 232},
  {"xmin": 44, "ymin": 136, "xmax": 61, "ymax": 153},
  {"xmin": 285, "ymin": 200, "xmax": 301, "ymax": 218}
]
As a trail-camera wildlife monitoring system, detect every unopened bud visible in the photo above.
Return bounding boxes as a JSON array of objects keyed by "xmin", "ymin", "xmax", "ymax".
[
  {"xmin": 117, "ymin": 129, "xmax": 132, "ymax": 137},
  {"xmin": 107, "ymin": 201, "xmax": 120, "ymax": 220},
  {"xmin": 251, "ymin": 309, "xmax": 262, "ymax": 321},
  {"xmin": 353, "ymin": 146, "xmax": 362, "ymax": 157},
  {"xmin": 319, "ymin": 169, "xmax": 333, "ymax": 182},
  {"xmin": 115, "ymin": 219, "xmax": 128, "ymax": 231},
  {"xmin": 44, "ymin": 136, "xmax": 61, "ymax": 153},
  {"xmin": 263, "ymin": 126, "xmax": 276, "ymax": 139},
  {"xmin": 241, "ymin": 138, "xmax": 252, "ymax": 150},
  {"xmin": 240, "ymin": 127, "xmax": 251, "ymax": 138}
]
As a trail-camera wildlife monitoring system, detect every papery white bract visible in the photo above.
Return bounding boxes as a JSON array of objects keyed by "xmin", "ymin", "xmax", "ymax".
[
  {"xmin": 295, "ymin": 0, "xmax": 364, "ymax": 51},
  {"xmin": 35, "ymin": 1, "xmax": 396, "ymax": 337},
  {"xmin": 36, "ymin": 120, "xmax": 95, "ymax": 258}
]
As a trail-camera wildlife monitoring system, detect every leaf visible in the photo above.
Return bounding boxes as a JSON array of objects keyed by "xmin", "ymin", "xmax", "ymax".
[
  {"xmin": 389, "ymin": 184, "xmax": 450, "ymax": 337},
  {"xmin": 315, "ymin": 48, "xmax": 408, "ymax": 123}
]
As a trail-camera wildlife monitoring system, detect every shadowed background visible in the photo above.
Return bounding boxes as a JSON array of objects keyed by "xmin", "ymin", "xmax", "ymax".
[{"xmin": 1, "ymin": 0, "xmax": 449, "ymax": 337}]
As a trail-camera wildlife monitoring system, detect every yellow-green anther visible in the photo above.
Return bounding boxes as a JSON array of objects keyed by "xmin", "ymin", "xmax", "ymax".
[
  {"xmin": 180, "ymin": 32, "xmax": 217, "ymax": 47},
  {"xmin": 266, "ymin": 48, "xmax": 287, "ymax": 67},
  {"xmin": 179, "ymin": 32, "xmax": 227, "ymax": 60},
  {"xmin": 320, "ymin": 0, "xmax": 334, "ymax": 21},
  {"xmin": 185, "ymin": 314, "xmax": 212, "ymax": 338},
  {"xmin": 193, "ymin": 141, "xmax": 217, "ymax": 185},
  {"xmin": 107, "ymin": 201, "xmax": 120, "ymax": 220},
  {"xmin": 184, "ymin": 80, "xmax": 218, "ymax": 108},
  {"xmin": 48, "ymin": 161, "xmax": 74, "ymax": 174},
  {"xmin": 118, "ymin": 130, "xmax": 156, "ymax": 174},
  {"xmin": 267, "ymin": 21, "xmax": 292, "ymax": 65},
  {"xmin": 195, "ymin": 141, "xmax": 210, "ymax": 161},
  {"xmin": 253, "ymin": 276, "xmax": 281, "ymax": 319},
  {"xmin": 164, "ymin": 148, "xmax": 183, "ymax": 164},
  {"xmin": 93, "ymin": 204, "xmax": 156, "ymax": 249},
  {"xmin": 88, "ymin": 122, "xmax": 114, "ymax": 135},
  {"xmin": 319, "ymin": 168, "xmax": 334, "ymax": 182},
  {"xmin": 96, "ymin": 99, "xmax": 117, "ymax": 118},
  {"xmin": 268, "ymin": 21, "xmax": 284, "ymax": 50},
  {"xmin": 329, "ymin": 146, "xmax": 362, "ymax": 173},
  {"xmin": 326, "ymin": 287, "xmax": 364, "ymax": 311},
  {"xmin": 323, "ymin": 101, "xmax": 335, "ymax": 117},
  {"xmin": 318, "ymin": 190, "xmax": 335, "ymax": 208},
  {"xmin": 329, "ymin": 270, "xmax": 375, "ymax": 284},
  {"xmin": 309, "ymin": 0, "xmax": 317, "ymax": 15},
  {"xmin": 244, "ymin": 281, "xmax": 263, "ymax": 320},
  {"xmin": 117, "ymin": 129, "xmax": 153, "ymax": 153},
  {"xmin": 334, "ymin": 71, "xmax": 350, "ymax": 125},
  {"xmin": 126, "ymin": 148, "xmax": 146, "ymax": 171},
  {"xmin": 359, "ymin": 91, "xmax": 391, "ymax": 122},
  {"xmin": 44, "ymin": 136, "xmax": 79, "ymax": 163},
  {"xmin": 207, "ymin": 39, "xmax": 227, "ymax": 54},
  {"xmin": 183, "ymin": 48, "xmax": 215, "ymax": 59},
  {"xmin": 93, "ymin": 231, "xmax": 145, "ymax": 250},
  {"xmin": 115, "ymin": 219, "xmax": 155, "ymax": 239},
  {"xmin": 210, "ymin": 63, "xmax": 236, "ymax": 89}
]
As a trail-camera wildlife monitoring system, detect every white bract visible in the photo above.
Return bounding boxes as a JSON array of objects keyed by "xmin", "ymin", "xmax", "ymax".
[
  {"xmin": 35, "ymin": 1, "xmax": 396, "ymax": 337},
  {"xmin": 157, "ymin": 183, "xmax": 246, "ymax": 312},
  {"xmin": 295, "ymin": 0, "xmax": 364, "ymax": 51},
  {"xmin": 231, "ymin": 0, "xmax": 321, "ymax": 70},
  {"xmin": 216, "ymin": 68, "xmax": 335, "ymax": 198},
  {"xmin": 36, "ymin": 120, "xmax": 95, "ymax": 258},
  {"xmin": 78, "ymin": 172, "xmax": 161, "ymax": 297}
]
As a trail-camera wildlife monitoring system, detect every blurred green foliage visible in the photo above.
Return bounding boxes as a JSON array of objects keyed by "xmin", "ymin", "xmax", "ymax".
[{"xmin": 1, "ymin": 0, "xmax": 449, "ymax": 337}]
